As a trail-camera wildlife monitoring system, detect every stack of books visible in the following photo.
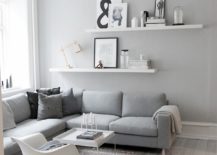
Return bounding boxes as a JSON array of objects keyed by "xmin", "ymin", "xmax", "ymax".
[
  {"xmin": 128, "ymin": 59, "xmax": 152, "ymax": 69},
  {"xmin": 146, "ymin": 18, "xmax": 166, "ymax": 27},
  {"xmin": 77, "ymin": 131, "xmax": 103, "ymax": 140}
]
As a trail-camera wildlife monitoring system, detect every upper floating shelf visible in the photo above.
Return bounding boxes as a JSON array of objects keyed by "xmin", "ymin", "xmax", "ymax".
[
  {"xmin": 49, "ymin": 68, "xmax": 158, "ymax": 74},
  {"xmin": 86, "ymin": 24, "xmax": 204, "ymax": 33}
]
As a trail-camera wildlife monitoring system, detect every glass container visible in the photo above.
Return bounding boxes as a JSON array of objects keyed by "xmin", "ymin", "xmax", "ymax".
[{"xmin": 174, "ymin": 6, "xmax": 184, "ymax": 25}]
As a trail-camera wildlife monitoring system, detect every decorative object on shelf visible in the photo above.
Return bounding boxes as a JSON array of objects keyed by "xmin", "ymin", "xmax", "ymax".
[
  {"xmin": 146, "ymin": 17, "xmax": 166, "ymax": 27},
  {"xmin": 173, "ymin": 6, "xmax": 184, "ymax": 25},
  {"xmin": 120, "ymin": 49, "xmax": 129, "ymax": 69},
  {"xmin": 131, "ymin": 17, "xmax": 139, "ymax": 28},
  {"xmin": 109, "ymin": 3, "xmax": 128, "ymax": 28},
  {"xmin": 9, "ymin": 75, "xmax": 12, "ymax": 88},
  {"xmin": 1, "ymin": 75, "xmax": 13, "ymax": 89},
  {"xmin": 95, "ymin": 60, "xmax": 104, "ymax": 69},
  {"xmin": 59, "ymin": 41, "xmax": 81, "ymax": 69},
  {"xmin": 94, "ymin": 38, "xmax": 118, "ymax": 68},
  {"xmin": 155, "ymin": 0, "xmax": 165, "ymax": 18},
  {"xmin": 140, "ymin": 11, "xmax": 149, "ymax": 27},
  {"xmin": 96, "ymin": 0, "xmax": 122, "ymax": 29},
  {"xmin": 128, "ymin": 59, "xmax": 152, "ymax": 69}
]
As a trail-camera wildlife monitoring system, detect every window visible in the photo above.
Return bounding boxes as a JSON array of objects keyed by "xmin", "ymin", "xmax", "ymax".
[{"xmin": 0, "ymin": 0, "xmax": 34, "ymax": 93}]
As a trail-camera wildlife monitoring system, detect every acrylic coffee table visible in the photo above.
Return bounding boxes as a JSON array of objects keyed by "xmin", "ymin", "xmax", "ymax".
[{"xmin": 53, "ymin": 128, "xmax": 115, "ymax": 152}]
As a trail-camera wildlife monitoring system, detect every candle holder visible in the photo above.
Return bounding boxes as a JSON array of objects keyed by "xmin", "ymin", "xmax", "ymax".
[{"xmin": 81, "ymin": 113, "xmax": 97, "ymax": 131}]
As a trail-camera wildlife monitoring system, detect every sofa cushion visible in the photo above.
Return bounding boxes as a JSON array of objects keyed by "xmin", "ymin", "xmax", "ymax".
[
  {"xmin": 36, "ymin": 87, "xmax": 61, "ymax": 95},
  {"xmin": 62, "ymin": 89, "xmax": 79, "ymax": 116},
  {"xmin": 4, "ymin": 119, "xmax": 65, "ymax": 138},
  {"xmin": 61, "ymin": 114, "xmax": 81, "ymax": 122},
  {"xmin": 26, "ymin": 91, "xmax": 39, "ymax": 119},
  {"xmin": 4, "ymin": 137, "xmax": 20, "ymax": 155},
  {"xmin": 71, "ymin": 88, "xmax": 83, "ymax": 113},
  {"xmin": 109, "ymin": 117, "xmax": 158, "ymax": 137},
  {"xmin": 82, "ymin": 91, "xmax": 123, "ymax": 116},
  {"xmin": 66, "ymin": 114, "xmax": 119, "ymax": 130},
  {"xmin": 2, "ymin": 101, "xmax": 16, "ymax": 131},
  {"xmin": 37, "ymin": 94, "xmax": 63, "ymax": 120},
  {"xmin": 122, "ymin": 93, "xmax": 167, "ymax": 117},
  {"xmin": 3, "ymin": 94, "xmax": 31, "ymax": 123}
]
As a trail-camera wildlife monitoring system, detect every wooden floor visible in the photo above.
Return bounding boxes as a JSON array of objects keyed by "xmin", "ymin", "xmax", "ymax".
[
  {"xmin": 79, "ymin": 138, "xmax": 217, "ymax": 155},
  {"xmin": 168, "ymin": 138, "xmax": 217, "ymax": 155}
]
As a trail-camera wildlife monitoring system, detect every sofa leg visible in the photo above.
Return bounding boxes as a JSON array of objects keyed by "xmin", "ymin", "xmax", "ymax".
[{"xmin": 161, "ymin": 149, "xmax": 166, "ymax": 155}]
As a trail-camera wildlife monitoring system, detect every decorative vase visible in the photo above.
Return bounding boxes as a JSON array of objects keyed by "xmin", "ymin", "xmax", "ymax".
[{"xmin": 173, "ymin": 6, "xmax": 184, "ymax": 25}]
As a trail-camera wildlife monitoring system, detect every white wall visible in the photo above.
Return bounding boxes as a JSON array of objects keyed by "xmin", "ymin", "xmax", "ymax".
[{"xmin": 37, "ymin": 0, "xmax": 217, "ymax": 123}]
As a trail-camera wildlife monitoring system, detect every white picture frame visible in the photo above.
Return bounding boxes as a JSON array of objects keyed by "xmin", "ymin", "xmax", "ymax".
[
  {"xmin": 96, "ymin": 0, "xmax": 122, "ymax": 29},
  {"xmin": 94, "ymin": 38, "xmax": 118, "ymax": 68},
  {"xmin": 108, "ymin": 3, "xmax": 128, "ymax": 28}
]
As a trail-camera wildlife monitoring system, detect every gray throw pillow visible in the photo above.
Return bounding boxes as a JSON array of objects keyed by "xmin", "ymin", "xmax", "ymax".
[
  {"xmin": 62, "ymin": 89, "xmax": 78, "ymax": 116},
  {"xmin": 37, "ymin": 94, "xmax": 63, "ymax": 120},
  {"xmin": 2, "ymin": 101, "xmax": 16, "ymax": 131}
]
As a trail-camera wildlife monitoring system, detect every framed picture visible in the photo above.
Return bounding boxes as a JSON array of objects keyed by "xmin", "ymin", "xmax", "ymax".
[
  {"xmin": 108, "ymin": 3, "xmax": 128, "ymax": 28},
  {"xmin": 94, "ymin": 38, "xmax": 118, "ymax": 68},
  {"xmin": 96, "ymin": 0, "xmax": 122, "ymax": 29},
  {"xmin": 155, "ymin": 0, "xmax": 165, "ymax": 18}
]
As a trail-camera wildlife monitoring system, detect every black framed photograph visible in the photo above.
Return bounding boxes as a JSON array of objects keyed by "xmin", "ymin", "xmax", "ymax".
[
  {"xmin": 94, "ymin": 38, "xmax": 118, "ymax": 68},
  {"xmin": 155, "ymin": 0, "xmax": 165, "ymax": 18}
]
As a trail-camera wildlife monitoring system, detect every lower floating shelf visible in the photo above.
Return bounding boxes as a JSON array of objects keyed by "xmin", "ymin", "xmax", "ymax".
[{"xmin": 49, "ymin": 68, "xmax": 158, "ymax": 73}]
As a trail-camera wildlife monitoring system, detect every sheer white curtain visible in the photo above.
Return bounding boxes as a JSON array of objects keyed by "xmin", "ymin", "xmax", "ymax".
[
  {"xmin": 0, "ymin": 70, "xmax": 4, "ymax": 154},
  {"xmin": 0, "ymin": 1, "xmax": 5, "ymax": 153}
]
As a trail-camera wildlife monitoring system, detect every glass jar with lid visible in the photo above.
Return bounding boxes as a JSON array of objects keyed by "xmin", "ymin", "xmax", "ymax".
[{"xmin": 173, "ymin": 6, "xmax": 184, "ymax": 25}]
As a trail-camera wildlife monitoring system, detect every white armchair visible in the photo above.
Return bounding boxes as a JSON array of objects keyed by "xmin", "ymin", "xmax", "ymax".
[{"xmin": 12, "ymin": 133, "xmax": 80, "ymax": 155}]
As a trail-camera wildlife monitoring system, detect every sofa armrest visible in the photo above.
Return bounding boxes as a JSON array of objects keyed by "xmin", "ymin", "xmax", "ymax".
[{"xmin": 157, "ymin": 113, "xmax": 176, "ymax": 149}]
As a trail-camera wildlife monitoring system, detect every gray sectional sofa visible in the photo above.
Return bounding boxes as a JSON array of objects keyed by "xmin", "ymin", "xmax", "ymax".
[{"xmin": 3, "ymin": 89, "xmax": 176, "ymax": 155}]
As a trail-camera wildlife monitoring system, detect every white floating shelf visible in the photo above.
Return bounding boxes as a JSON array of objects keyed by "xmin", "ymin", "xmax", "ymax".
[
  {"xmin": 86, "ymin": 24, "xmax": 203, "ymax": 33},
  {"xmin": 49, "ymin": 68, "xmax": 158, "ymax": 74}
]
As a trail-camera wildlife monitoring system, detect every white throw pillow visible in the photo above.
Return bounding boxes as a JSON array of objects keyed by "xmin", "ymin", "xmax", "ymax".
[{"xmin": 2, "ymin": 101, "xmax": 16, "ymax": 131}]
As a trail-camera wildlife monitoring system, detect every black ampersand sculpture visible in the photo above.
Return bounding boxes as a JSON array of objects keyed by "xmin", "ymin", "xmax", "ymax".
[{"xmin": 97, "ymin": 0, "xmax": 111, "ymax": 28}]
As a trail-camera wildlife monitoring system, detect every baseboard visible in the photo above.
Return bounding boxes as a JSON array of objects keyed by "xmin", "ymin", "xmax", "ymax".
[{"xmin": 178, "ymin": 121, "xmax": 217, "ymax": 140}]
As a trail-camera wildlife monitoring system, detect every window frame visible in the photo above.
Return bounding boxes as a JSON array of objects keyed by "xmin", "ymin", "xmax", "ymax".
[{"xmin": 1, "ymin": 0, "xmax": 39, "ymax": 97}]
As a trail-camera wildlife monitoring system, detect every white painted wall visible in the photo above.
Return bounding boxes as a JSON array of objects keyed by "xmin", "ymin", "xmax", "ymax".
[{"xmin": 37, "ymin": 0, "xmax": 217, "ymax": 123}]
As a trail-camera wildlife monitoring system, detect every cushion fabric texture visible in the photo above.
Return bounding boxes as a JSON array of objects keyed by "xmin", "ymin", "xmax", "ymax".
[
  {"xmin": 26, "ymin": 92, "xmax": 38, "ymax": 118},
  {"xmin": 122, "ymin": 93, "xmax": 167, "ymax": 117},
  {"xmin": 82, "ymin": 91, "xmax": 123, "ymax": 116},
  {"xmin": 4, "ymin": 119, "xmax": 65, "ymax": 138},
  {"xmin": 3, "ymin": 94, "xmax": 31, "ymax": 123},
  {"xmin": 36, "ymin": 87, "xmax": 61, "ymax": 95},
  {"xmin": 37, "ymin": 94, "xmax": 63, "ymax": 120},
  {"xmin": 62, "ymin": 88, "xmax": 80, "ymax": 116},
  {"xmin": 109, "ymin": 117, "xmax": 158, "ymax": 137},
  {"xmin": 66, "ymin": 114, "xmax": 119, "ymax": 130},
  {"xmin": 2, "ymin": 101, "xmax": 16, "ymax": 131}
]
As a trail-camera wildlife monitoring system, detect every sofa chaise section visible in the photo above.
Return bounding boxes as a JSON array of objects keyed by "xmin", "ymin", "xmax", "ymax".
[
  {"xmin": 4, "ymin": 119, "xmax": 65, "ymax": 138},
  {"xmin": 2, "ymin": 94, "xmax": 75, "ymax": 155}
]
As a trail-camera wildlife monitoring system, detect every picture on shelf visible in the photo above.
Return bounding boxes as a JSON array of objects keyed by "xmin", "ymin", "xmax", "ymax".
[
  {"xmin": 96, "ymin": 0, "xmax": 122, "ymax": 29},
  {"xmin": 94, "ymin": 38, "xmax": 118, "ymax": 68},
  {"xmin": 109, "ymin": 3, "xmax": 127, "ymax": 28},
  {"xmin": 155, "ymin": 0, "xmax": 165, "ymax": 18}
]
